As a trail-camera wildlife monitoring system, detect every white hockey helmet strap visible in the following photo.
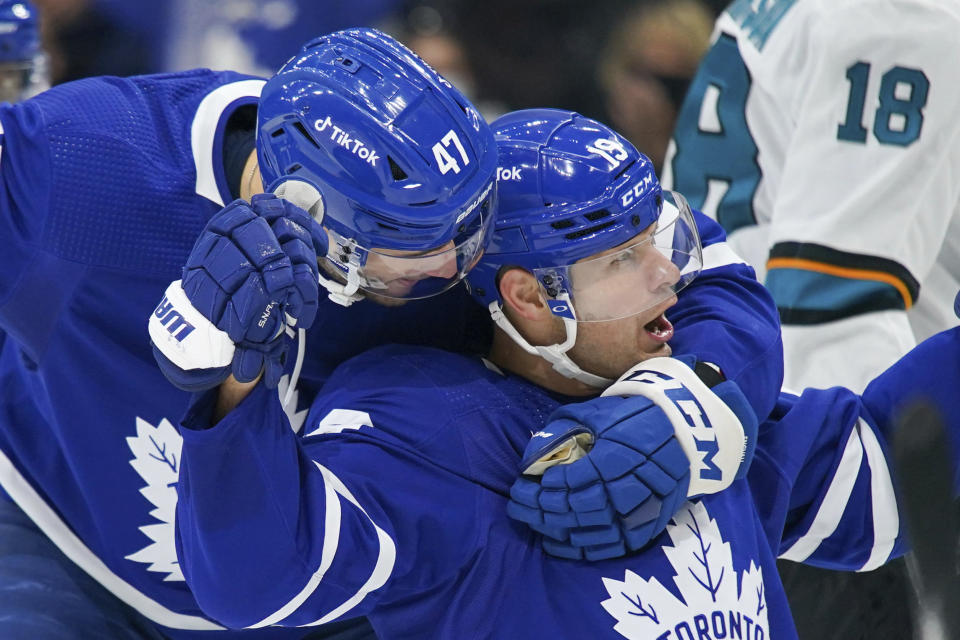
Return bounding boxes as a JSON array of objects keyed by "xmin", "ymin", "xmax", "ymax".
[
  {"xmin": 487, "ymin": 296, "xmax": 612, "ymax": 388},
  {"xmin": 317, "ymin": 267, "xmax": 364, "ymax": 307}
]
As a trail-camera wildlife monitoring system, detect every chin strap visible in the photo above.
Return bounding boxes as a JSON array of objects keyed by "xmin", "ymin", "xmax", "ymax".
[
  {"xmin": 487, "ymin": 298, "xmax": 612, "ymax": 388},
  {"xmin": 318, "ymin": 266, "xmax": 364, "ymax": 307}
]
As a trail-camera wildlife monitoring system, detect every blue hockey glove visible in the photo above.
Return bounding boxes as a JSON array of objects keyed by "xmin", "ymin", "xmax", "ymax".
[
  {"xmin": 507, "ymin": 356, "xmax": 758, "ymax": 561},
  {"xmin": 149, "ymin": 194, "xmax": 328, "ymax": 391}
]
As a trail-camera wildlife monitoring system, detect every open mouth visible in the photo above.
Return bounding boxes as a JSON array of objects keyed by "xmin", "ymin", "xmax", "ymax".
[{"xmin": 643, "ymin": 314, "xmax": 674, "ymax": 342}]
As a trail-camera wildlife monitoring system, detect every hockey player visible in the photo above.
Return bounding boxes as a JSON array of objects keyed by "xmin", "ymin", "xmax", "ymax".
[
  {"xmin": 162, "ymin": 110, "xmax": 910, "ymax": 639},
  {"xmin": 662, "ymin": 0, "xmax": 960, "ymax": 633},
  {"xmin": 664, "ymin": 0, "xmax": 960, "ymax": 394},
  {"xmin": 147, "ymin": 27, "xmax": 501, "ymax": 393},
  {"xmin": 0, "ymin": 26, "xmax": 782, "ymax": 640}
]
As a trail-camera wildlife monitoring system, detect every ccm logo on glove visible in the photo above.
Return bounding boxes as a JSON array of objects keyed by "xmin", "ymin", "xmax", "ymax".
[
  {"xmin": 618, "ymin": 369, "xmax": 722, "ymax": 481},
  {"xmin": 601, "ymin": 356, "xmax": 758, "ymax": 496}
]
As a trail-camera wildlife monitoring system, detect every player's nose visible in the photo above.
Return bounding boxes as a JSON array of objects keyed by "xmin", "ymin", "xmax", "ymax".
[
  {"xmin": 643, "ymin": 250, "xmax": 681, "ymax": 292},
  {"xmin": 420, "ymin": 242, "xmax": 458, "ymax": 279},
  {"xmin": 424, "ymin": 253, "xmax": 457, "ymax": 279}
]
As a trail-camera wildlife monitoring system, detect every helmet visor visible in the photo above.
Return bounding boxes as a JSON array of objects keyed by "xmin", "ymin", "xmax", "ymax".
[
  {"xmin": 325, "ymin": 185, "xmax": 497, "ymax": 300},
  {"xmin": 534, "ymin": 190, "xmax": 702, "ymax": 322}
]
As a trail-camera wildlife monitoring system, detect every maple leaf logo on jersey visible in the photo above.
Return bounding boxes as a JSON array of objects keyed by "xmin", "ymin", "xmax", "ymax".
[
  {"xmin": 600, "ymin": 502, "xmax": 768, "ymax": 639},
  {"xmin": 125, "ymin": 378, "xmax": 305, "ymax": 582},
  {"xmin": 125, "ymin": 416, "xmax": 184, "ymax": 581}
]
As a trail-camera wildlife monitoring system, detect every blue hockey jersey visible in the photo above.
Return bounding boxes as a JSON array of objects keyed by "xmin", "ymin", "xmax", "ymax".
[
  {"xmin": 172, "ymin": 323, "xmax": 942, "ymax": 638},
  {"xmin": 0, "ymin": 69, "xmax": 781, "ymax": 636}
]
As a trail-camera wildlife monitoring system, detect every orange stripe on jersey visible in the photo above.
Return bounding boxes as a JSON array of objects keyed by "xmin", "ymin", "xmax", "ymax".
[{"xmin": 766, "ymin": 257, "xmax": 914, "ymax": 309}]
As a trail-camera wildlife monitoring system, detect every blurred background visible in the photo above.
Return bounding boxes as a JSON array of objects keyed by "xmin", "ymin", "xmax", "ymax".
[{"xmin": 32, "ymin": 0, "xmax": 726, "ymax": 174}]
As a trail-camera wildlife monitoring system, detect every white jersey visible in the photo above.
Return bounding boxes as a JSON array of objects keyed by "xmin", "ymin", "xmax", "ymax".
[{"xmin": 663, "ymin": 0, "xmax": 960, "ymax": 392}]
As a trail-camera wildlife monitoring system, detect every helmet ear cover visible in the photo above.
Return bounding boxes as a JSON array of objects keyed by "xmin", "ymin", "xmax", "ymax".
[{"xmin": 257, "ymin": 28, "xmax": 499, "ymax": 303}]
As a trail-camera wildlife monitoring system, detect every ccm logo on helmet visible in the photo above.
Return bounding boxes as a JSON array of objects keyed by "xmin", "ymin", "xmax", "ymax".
[
  {"xmin": 314, "ymin": 116, "xmax": 380, "ymax": 167},
  {"xmin": 620, "ymin": 174, "xmax": 654, "ymax": 208}
]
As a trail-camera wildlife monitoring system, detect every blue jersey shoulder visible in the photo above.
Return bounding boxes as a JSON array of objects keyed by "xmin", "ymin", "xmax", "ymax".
[
  {"xmin": 296, "ymin": 285, "xmax": 493, "ymax": 396},
  {"xmin": 0, "ymin": 70, "xmax": 264, "ymax": 355},
  {"xmin": 0, "ymin": 69, "xmax": 261, "ymax": 278},
  {"xmin": 306, "ymin": 344, "xmax": 558, "ymax": 491}
]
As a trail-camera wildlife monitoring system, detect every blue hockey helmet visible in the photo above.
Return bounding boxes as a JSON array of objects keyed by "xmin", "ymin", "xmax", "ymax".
[
  {"xmin": 466, "ymin": 109, "xmax": 702, "ymax": 385},
  {"xmin": 257, "ymin": 28, "xmax": 497, "ymax": 305},
  {"xmin": 0, "ymin": 1, "xmax": 46, "ymax": 103}
]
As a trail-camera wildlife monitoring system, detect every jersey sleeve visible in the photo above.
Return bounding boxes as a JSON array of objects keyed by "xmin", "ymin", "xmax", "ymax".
[
  {"xmin": 860, "ymin": 326, "xmax": 960, "ymax": 492},
  {"xmin": 748, "ymin": 386, "xmax": 905, "ymax": 572},
  {"xmin": 668, "ymin": 210, "xmax": 783, "ymax": 420},
  {"xmin": 0, "ymin": 99, "xmax": 55, "ymax": 320},
  {"xmin": 762, "ymin": 2, "xmax": 960, "ymax": 392},
  {"xmin": 752, "ymin": 325, "xmax": 960, "ymax": 572},
  {"xmin": 175, "ymin": 371, "xmax": 481, "ymax": 629}
]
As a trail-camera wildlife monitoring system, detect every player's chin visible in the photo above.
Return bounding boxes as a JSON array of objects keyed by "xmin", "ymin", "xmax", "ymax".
[
  {"xmin": 363, "ymin": 290, "xmax": 410, "ymax": 307},
  {"xmin": 608, "ymin": 341, "xmax": 672, "ymax": 381},
  {"xmin": 639, "ymin": 339, "xmax": 672, "ymax": 361}
]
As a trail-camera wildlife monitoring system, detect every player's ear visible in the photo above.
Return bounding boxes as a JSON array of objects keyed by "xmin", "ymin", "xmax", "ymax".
[{"xmin": 498, "ymin": 268, "xmax": 550, "ymax": 321}]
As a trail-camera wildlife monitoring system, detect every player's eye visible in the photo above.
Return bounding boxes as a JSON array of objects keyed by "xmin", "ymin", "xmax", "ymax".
[{"xmin": 610, "ymin": 249, "xmax": 635, "ymax": 266}]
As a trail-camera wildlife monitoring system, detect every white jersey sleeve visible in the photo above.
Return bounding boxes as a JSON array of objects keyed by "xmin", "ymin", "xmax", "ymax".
[{"xmin": 665, "ymin": 0, "xmax": 960, "ymax": 392}]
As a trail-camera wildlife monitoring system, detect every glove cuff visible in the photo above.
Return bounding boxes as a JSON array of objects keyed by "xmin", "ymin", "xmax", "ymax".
[
  {"xmin": 520, "ymin": 425, "xmax": 594, "ymax": 476},
  {"xmin": 149, "ymin": 280, "xmax": 235, "ymax": 371},
  {"xmin": 152, "ymin": 345, "xmax": 231, "ymax": 392}
]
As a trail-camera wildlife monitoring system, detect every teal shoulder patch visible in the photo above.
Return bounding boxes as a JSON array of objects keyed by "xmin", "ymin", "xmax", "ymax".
[{"xmin": 726, "ymin": 0, "xmax": 798, "ymax": 50}]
